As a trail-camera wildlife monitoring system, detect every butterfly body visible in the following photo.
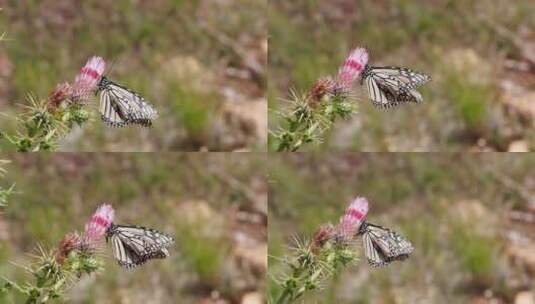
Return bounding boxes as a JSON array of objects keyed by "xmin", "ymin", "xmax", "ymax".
[
  {"xmin": 97, "ymin": 76, "xmax": 158, "ymax": 127},
  {"xmin": 106, "ymin": 223, "xmax": 174, "ymax": 269},
  {"xmin": 358, "ymin": 221, "xmax": 413, "ymax": 267},
  {"xmin": 361, "ymin": 65, "xmax": 430, "ymax": 109}
]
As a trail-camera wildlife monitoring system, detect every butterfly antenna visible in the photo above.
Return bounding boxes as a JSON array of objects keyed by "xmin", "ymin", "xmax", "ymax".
[{"xmin": 106, "ymin": 57, "xmax": 122, "ymax": 77}]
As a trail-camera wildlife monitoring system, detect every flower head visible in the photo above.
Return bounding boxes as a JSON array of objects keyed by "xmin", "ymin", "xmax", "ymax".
[
  {"xmin": 55, "ymin": 232, "xmax": 82, "ymax": 264},
  {"xmin": 307, "ymin": 77, "xmax": 337, "ymax": 105},
  {"xmin": 72, "ymin": 56, "xmax": 106, "ymax": 102},
  {"xmin": 337, "ymin": 47, "xmax": 369, "ymax": 89},
  {"xmin": 48, "ymin": 82, "xmax": 73, "ymax": 108},
  {"xmin": 337, "ymin": 196, "xmax": 369, "ymax": 241},
  {"xmin": 83, "ymin": 204, "xmax": 114, "ymax": 244},
  {"xmin": 311, "ymin": 223, "xmax": 335, "ymax": 253}
]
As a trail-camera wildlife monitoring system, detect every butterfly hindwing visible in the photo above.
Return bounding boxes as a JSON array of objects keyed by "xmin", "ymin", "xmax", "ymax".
[
  {"xmin": 110, "ymin": 234, "xmax": 149, "ymax": 268},
  {"xmin": 363, "ymin": 231, "xmax": 388, "ymax": 267},
  {"xmin": 99, "ymin": 90, "xmax": 130, "ymax": 127},
  {"xmin": 365, "ymin": 74, "xmax": 391, "ymax": 108}
]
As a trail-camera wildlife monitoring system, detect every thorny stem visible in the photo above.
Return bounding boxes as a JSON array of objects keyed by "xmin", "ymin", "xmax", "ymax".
[
  {"xmin": 1, "ymin": 245, "xmax": 103, "ymax": 303},
  {"xmin": 0, "ymin": 93, "xmax": 90, "ymax": 152},
  {"xmin": 273, "ymin": 87, "xmax": 356, "ymax": 152},
  {"xmin": 273, "ymin": 235, "xmax": 358, "ymax": 304}
]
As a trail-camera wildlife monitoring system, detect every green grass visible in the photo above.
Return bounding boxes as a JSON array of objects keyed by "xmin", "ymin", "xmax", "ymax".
[
  {"xmin": 451, "ymin": 225, "xmax": 497, "ymax": 284},
  {"xmin": 176, "ymin": 222, "xmax": 229, "ymax": 283},
  {"xmin": 444, "ymin": 71, "xmax": 492, "ymax": 131}
]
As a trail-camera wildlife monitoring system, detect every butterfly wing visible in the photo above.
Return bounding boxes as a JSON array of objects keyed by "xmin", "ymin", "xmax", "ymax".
[
  {"xmin": 98, "ymin": 78, "xmax": 158, "ymax": 127},
  {"xmin": 107, "ymin": 83, "xmax": 158, "ymax": 125},
  {"xmin": 149, "ymin": 247, "xmax": 170, "ymax": 259},
  {"xmin": 369, "ymin": 67, "xmax": 430, "ymax": 89},
  {"xmin": 107, "ymin": 224, "xmax": 174, "ymax": 269},
  {"xmin": 362, "ymin": 231, "xmax": 388, "ymax": 267},
  {"xmin": 99, "ymin": 90, "xmax": 130, "ymax": 127},
  {"xmin": 113, "ymin": 225, "xmax": 174, "ymax": 256},
  {"xmin": 364, "ymin": 75, "xmax": 393, "ymax": 108},
  {"xmin": 366, "ymin": 224, "xmax": 413, "ymax": 263},
  {"xmin": 364, "ymin": 66, "xmax": 430, "ymax": 108},
  {"xmin": 110, "ymin": 234, "xmax": 148, "ymax": 268}
]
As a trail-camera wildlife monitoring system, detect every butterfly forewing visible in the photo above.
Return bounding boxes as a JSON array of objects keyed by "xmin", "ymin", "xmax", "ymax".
[
  {"xmin": 362, "ymin": 65, "xmax": 430, "ymax": 108},
  {"xmin": 369, "ymin": 66, "xmax": 430, "ymax": 89},
  {"xmin": 106, "ymin": 84, "xmax": 157, "ymax": 121},
  {"xmin": 361, "ymin": 222, "xmax": 413, "ymax": 267},
  {"xmin": 98, "ymin": 77, "xmax": 158, "ymax": 127},
  {"xmin": 106, "ymin": 224, "xmax": 174, "ymax": 269}
]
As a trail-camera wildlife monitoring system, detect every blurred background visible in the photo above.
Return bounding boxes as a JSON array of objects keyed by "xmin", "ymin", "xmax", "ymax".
[
  {"xmin": 268, "ymin": 1, "xmax": 535, "ymax": 151},
  {"xmin": 268, "ymin": 153, "xmax": 535, "ymax": 303},
  {"xmin": 0, "ymin": 0, "xmax": 266, "ymax": 151},
  {"xmin": 0, "ymin": 153, "xmax": 267, "ymax": 303}
]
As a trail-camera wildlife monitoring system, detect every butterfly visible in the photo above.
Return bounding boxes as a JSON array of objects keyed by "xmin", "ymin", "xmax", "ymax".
[
  {"xmin": 97, "ymin": 76, "xmax": 158, "ymax": 127},
  {"xmin": 105, "ymin": 223, "xmax": 174, "ymax": 269},
  {"xmin": 361, "ymin": 65, "xmax": 431, "ymax": 109},
  {"xmin": 357, "ymin": 221, "xmax": 413, "ymax": 267}
]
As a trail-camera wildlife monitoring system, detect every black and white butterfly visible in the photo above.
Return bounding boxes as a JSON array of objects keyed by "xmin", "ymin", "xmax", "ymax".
[
  {"xmin": 105, "ymin": 223, "xmax": 174, "ymax": 269},
  {"xmin": 97, "ymin": 76, "xmax": 158, "ymax": 127},
  {"xmin": 357, "ymin": 221, "xmax": 413, "ymax": 267},
  {"xmin": 361, "ymin": 65, "xmax": 431, "ymax": 109}
]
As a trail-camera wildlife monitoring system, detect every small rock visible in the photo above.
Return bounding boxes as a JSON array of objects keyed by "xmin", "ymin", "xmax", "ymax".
[
  {"xmin": 213, "ymin": 98, "xmax": 267, "ymax": 150},
  {"xmin": 508, "ymin": 140, "xmax": 529, "ymax": 152},
  {"xmin": 515, "ymin": 291, "xmax": 534, "ymax": 304},
  {"xmin": 241, "ymin": 292, "xmax": 263, "ymax": 304},
  {"xmin": 234, "ymin": 243, "xmax": 267, "ymax": 273},
  {"xmin": 162, "ymin": 56, "xmax": 214, "ymax": 92},
  {"xmin": 177, "ymin": 200, "xmax": 226, "ymax": 237},
  {"xmin": 500, "ymin": 81, "xmax": 535, "ymax": 121},
  {"xmin": 445, "ymin": 48, "xmax": 491, "ymax": 84},
  {"xmin": 508, "ymin": 244, "xmax": 535, "ymax": 272}
]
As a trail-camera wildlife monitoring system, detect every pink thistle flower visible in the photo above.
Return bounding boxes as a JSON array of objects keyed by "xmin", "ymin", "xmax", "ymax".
[
  {"xmin": 72, "ymin": 56, "xmax": 106, "ymax": 102},
  {"xmin": 83, "ymin": 204, "xmax": 114, "ymax": 245},
  {"xmin": 337, "ymin": 196, "xmax": 369, "ymax": 241},
  {"xmin": 337, "ymin": 47, "xmax": 369, "ymax": 89}
]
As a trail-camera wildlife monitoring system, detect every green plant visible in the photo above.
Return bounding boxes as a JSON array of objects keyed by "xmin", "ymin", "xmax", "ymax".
[
  {"xmin": 271, "ymin": 231, "xmax": 358, "ymax": 304},
  {"xmin": 0, "ymin": 205, "xmax": 112, "ymax": 303},
  {"xmin": 0, "ymin": 159, "xmax": 13, "ymax": 207},
  {"xmin": 0, "ymin": 87, "xmax": 90, "ymax": 152},
  {"xmin": 271, "ymin": 81, "xmax": 356, "ymax": 152},
  {"xmin": 1, "ymin": 243, "xmax": 101, "ymax": 303},
  {"xmin": 270, "ymin": 197, "xmax": 370, "ymax": 303}
]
